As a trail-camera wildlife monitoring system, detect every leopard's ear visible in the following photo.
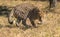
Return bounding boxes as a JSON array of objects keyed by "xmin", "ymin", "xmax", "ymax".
[
  {"xmin": 36, "ymin": 8, "xmax": 40, "ymax": 12},
  {"xmin": 33, "ymin": 7, "xmax": 40, "ymax": 12}
]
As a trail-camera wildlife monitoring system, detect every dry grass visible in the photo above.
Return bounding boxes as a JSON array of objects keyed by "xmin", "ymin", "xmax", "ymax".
[{"xmin": 0, "ymin": 1, "xmax": 60, "ymax": 37}]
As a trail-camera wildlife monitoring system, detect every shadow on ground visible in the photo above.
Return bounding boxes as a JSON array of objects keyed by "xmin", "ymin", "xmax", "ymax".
[{"xmin": 0, "ymin": 24, "xmax": 34, "ymax": 30}]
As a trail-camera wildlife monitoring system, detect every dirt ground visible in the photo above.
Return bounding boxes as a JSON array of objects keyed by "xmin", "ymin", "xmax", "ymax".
[{"xmin": 0, "ymin": 1, "xmax": 60, "ymax": 37}]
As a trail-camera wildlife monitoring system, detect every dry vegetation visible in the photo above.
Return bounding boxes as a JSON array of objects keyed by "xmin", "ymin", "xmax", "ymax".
[{"xmin": 0, "ymin": 1, "xmax": 60, "ymax": 37}]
